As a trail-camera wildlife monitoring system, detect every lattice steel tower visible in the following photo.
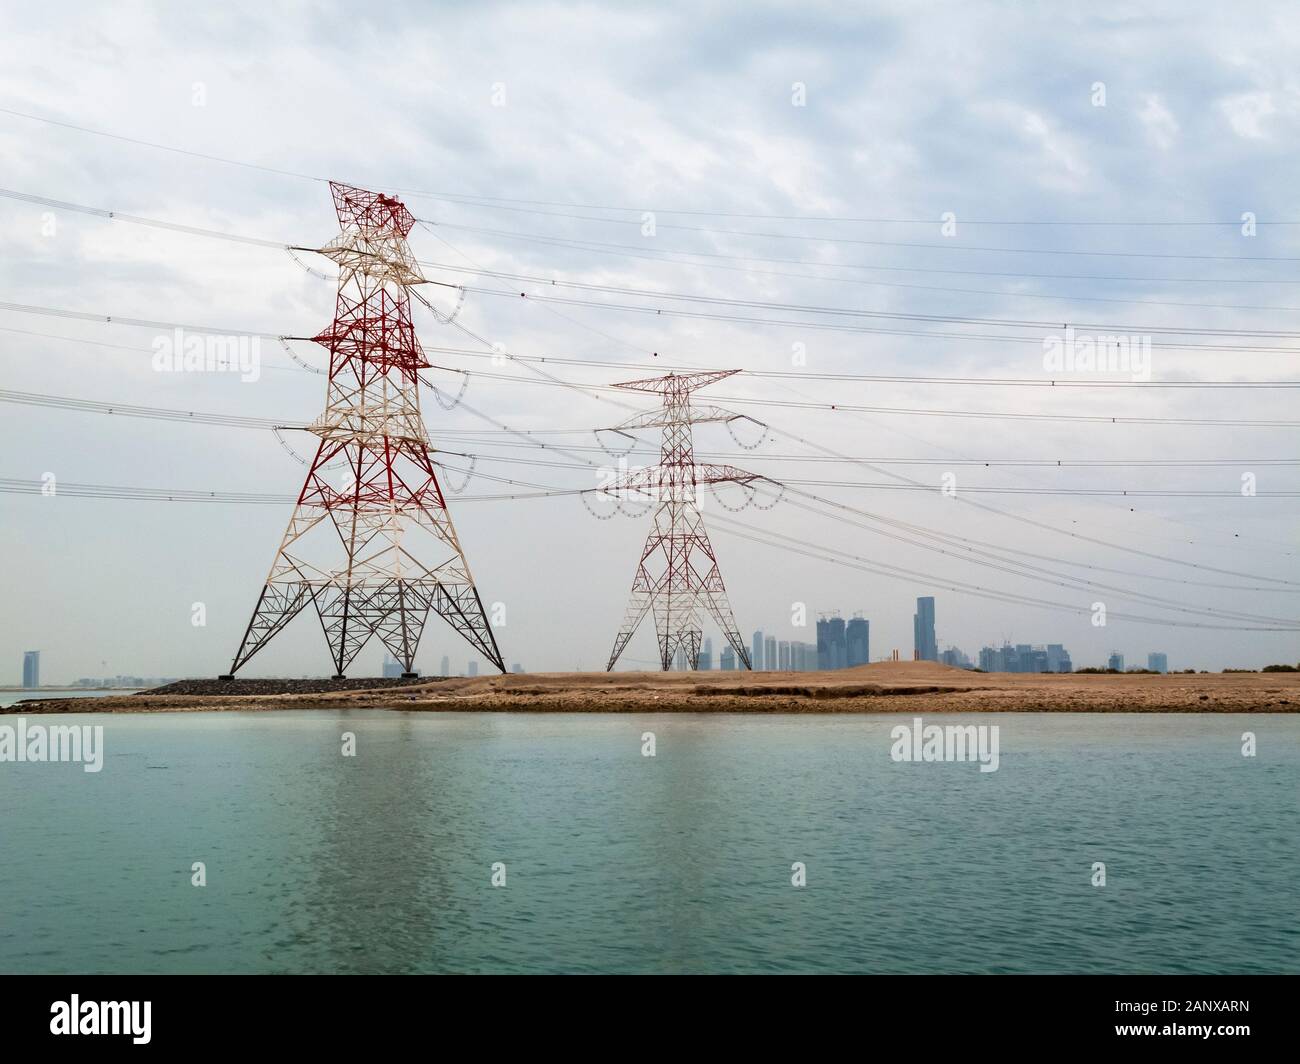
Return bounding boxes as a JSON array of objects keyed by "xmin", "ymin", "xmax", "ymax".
[
  {"xmin": 603, "ymin": 370, "xmax": 759, "ymax": 672},
  {"xmin": 224, "ymin": 183, "xmax": 503, "ymax": 678}
]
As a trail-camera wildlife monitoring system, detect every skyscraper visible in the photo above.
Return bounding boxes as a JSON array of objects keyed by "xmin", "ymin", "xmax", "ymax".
[
  {"xmin": 22, "ymin": 651, "xmax": 39, "ymax": 689},
  {"xmin": 440, "ymin": 655, "xmax": 450, "ymax": 677},
  {"xmin": 913, "ymin": 597, "xmax": 937, "ymax": 662},
  {"xmin": 382, "ymin": 654, "xmax": 404, "ymax": 678},
  {"xmin": 764, "ymin": 636, "xmax": 777, "ymax": 672},
  {"xmin": 846, "ymin": 615, "xmax": 870, "ymax": 667},
  {"xmin": 1107, "ymin": 652, "xmax": 1124, "ymax": 672},
  {"xmin": 816, "ymin": 613, "xmax": 847, "ymax": 669},
  {"xmin": 752, "ymin": 630, "xmax": 764, "ymax": 671},
  {"xmin": 1148, "ymin": 652, "xmax": 1168, "ymax": 674},
  {"xmin": 698, "ymin": 638, "xmax": 713, "ymax": 671},
  {"xmin": 468, "ymin": 660, "xmax": 479, "ymax": 677},
  {"xmin": 720, "ymin": 645, "xmax": 736, "ymax": 670}
]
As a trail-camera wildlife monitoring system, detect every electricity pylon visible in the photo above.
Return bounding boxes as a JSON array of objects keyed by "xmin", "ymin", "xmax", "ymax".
[
  {"xmin": 602, "ymin": 370, "xmax": 759, "ymax": 672},
  {"xmin": 224, "ymin": 182, "xmax": 503, "ymax": 679}
]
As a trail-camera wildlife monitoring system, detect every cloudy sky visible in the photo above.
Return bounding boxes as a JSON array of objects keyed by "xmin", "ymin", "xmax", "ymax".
[{"xmin": 1, "ymin": 0, "xmax": 1297, "ymax": 682}]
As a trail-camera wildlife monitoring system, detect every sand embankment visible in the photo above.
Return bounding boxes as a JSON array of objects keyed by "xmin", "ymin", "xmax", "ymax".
[{"xmin": 5, "ymin": 662, "xmax": 1298, "ymax": 714}]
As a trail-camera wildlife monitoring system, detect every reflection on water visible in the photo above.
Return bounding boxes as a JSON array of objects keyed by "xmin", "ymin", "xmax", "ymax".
[{"xmin": 0, "ymin": 711, "xmax": 1295, "ymax": 973}]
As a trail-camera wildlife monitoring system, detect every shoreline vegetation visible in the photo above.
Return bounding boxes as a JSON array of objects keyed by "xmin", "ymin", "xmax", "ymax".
[{"xmin": 5, "ymin": 662, "xmax": 1298, "ymax": 714}]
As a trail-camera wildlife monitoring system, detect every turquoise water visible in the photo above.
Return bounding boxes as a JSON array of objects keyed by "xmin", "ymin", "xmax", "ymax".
[{"xmin": 0, "ymin": 711, "xmax": 1295, "ymax": 973}]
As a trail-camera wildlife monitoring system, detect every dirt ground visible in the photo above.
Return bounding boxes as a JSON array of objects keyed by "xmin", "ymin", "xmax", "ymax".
[{"xmin": 8, "ymin": 661, "xmax": 1298, "ymax": 714}]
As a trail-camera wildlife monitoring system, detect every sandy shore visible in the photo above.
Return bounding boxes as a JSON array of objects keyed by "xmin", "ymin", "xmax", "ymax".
[{"xmin": 6, "ymin": 661, "xmax": 1298, "ymax": 714}]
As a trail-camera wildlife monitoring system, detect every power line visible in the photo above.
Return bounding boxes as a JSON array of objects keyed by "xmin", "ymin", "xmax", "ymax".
[
  {"xmin": 5, "ymin": 155, "xmax": 1294, "ymax": 572},
  {"xmin": 0, "ymin": 477, "xmax": 572, "ymax": 504},
  {"xmin": 5, "ymin": 107, "xmax": 1291, "ymax": 233},
  {"xmin": 710, "ymin": 515, "xmax": 1298, "ymax": 632},
  {"xmin": 420, "ymin": 209, "xmax": 1300, "ymax": 263},
  {"xmin": 10, "ymin": 325, "xmax": 1300, "ymax": 430},
  {"xmin": 428, "ymin": 220, "xmax": 1300, "ymax": 286},
  {"xmin": 400, "ymin": 189, "xmax": 1300, "ymax": 228},
  {"xmin": 449, "ymin": 284, "xmax": 1300, "ymax": 353},
  {"xmin": 759, "ymin": 490, "xmax": 1299, "ymax": 622},
  {"xmin": 11, "ymin": 186, "xmax": 1300, "ymax": 348},
  {"xmin": 420, "ymin": 343, "xmax": 1298, "ymax": 388}
]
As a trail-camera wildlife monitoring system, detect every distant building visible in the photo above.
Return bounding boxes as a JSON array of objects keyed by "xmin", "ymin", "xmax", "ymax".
[
  {"xmin": 913, "ymin": 597, "xmax": 937, "ymax": 662},
  {"xmin": 440, "ymin": 655, "xmax": 450, "ymax": 677},
  {"xmin": 816, "ymin": 613, "xmax": 846, "ymax": 669},
  {"xmin": 698, "ymin": 638, "xmax": 713, "ymax": 671},
  {"xmin": 382, "ymin": 654, "xmax": 403, "ymax": 678},
  {"xmin": 22, "ymin": 650, "xmax": 39, "ymax": 689},
  {"xmin": 1046, "ymin": 644, "xmax": 1072, "ymax": 673},
  {"xmin": 751, "ymin": 630, "xmax": 764, "ymax": 671},
  {"xmin": 979, "ymin": 642, "xmax": 1071, "ymax": 673},
  {"xmin": 468, "ymin": 661, "xmax": 479, "ymax": 677},
  {"xmin": 764, "ymin": 635, "xmax": 777, "ymax": 672},
  {"xmin": 846, "ymin": 615, "xmax": 870, "ymax": 667},
  {"xmin": 1107, "ymin": 652, "xmax": 1124, "ymax": 672},
  {"xmin": 940, "ymin": 646, "xmax": 971, "ymax": 668},
  {"xmin": 777, "ymin": 640, "xmax": 790, "ymax": 670},
  {"xmin": 721, "ymin": 645, "xmax": 736, "ymax": 671},
  {"xmin": 1147, "ymin": 652, "xmax": 1167, "ymax": 674},
  {"xmin": 511, "ymin": 663, "xmax": 524, "ymax": 674}
]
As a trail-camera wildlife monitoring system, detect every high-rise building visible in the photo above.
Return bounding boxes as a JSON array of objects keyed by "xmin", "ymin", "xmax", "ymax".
[
  {"xmin": 752, "ymin": 630, "xmax": 764, "ymax": 671},
  {"xmin": 777, "ymin": 641, "xmax": 790, "ymax": 670},
  {"xmin": 764, "ymin": 636, "xmax": 777, "ymax": 672},
  {"xmin": 913, "ymin": 597, "xmax": 937, "ymax": 662},
  {"xmin": 1107, "ymin": 652, "xmax": 1125, "ymax": 672},
  {"xmin": 978, "ymin": 642, "xmax": 1070, "ymax": 673},
  {"xmin": 1147, "ymin": 652, "xmax": 1168, "ymax": 674},
  {"xmin": 698, "ymin": 638, "xmax": 713, "ymax": 671},
  {"xmin": 382, "ymin": 654, "xmax": 404, "ymax": 678},
  {"xmin": 939, "ymin": 646, "xmax": 971, "ymax": 668},
  {"xmin": 816, "ymin": 613, "xmax": 847, "ymax": 669},
  {"xmin": 846, "ymin": 615, "xmax": 870, "ymax": 667},
  {"xmin": 22, "ymin": 650, "xmax": 39, "ymax": 689},
  {"xmin": 440, "ymin": 655, "xmax": 450, "ymax": 677},
  {"xmin": 720, "ymin": 646, "xmax": 736, "ymax": 670},
  {"xmin": 468, "ymin": 661, "xmax": 479, "ymax": 677}
]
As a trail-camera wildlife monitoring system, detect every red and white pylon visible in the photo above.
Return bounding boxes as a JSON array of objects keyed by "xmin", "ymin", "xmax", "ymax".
[
  {"xmin": 602, "ymin": 370, "xmax": 759, "ymax": 672},
  {"xmin": 225, "ymin": 183, "xmax": 503, "ymax": 678}
]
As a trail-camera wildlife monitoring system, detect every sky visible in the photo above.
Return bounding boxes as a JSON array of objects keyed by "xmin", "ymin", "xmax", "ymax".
[{"xmin": 1, "ymin": 0, "xmax": 1297, "ymax": 682}]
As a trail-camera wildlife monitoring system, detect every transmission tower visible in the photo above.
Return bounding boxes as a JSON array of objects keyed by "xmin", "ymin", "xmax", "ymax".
[
  {"xmin": 223, "ymin": 182, "xmax": 504, "ymax": 679},
  {"xmin": 602, "ymin": 370, "xmax": 761, "ymax": 672}
]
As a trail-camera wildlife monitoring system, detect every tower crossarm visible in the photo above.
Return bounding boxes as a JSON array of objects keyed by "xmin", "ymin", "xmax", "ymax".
[
  {"xmin": 610, "ymin": 369, "xmax": 741, "ymax": 395},
  {"xmin": 599, "ymin": 464, "xmax": 765, "ymax": 494},
  {"xmin": 607, "ymin": 405, "xmax": 747, "ymax": 432}
]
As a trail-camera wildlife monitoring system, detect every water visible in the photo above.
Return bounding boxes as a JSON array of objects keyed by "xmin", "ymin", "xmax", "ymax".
[{"xmin": 0, "ymin": 711, "xmax": 1294, "ymax": 974}]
